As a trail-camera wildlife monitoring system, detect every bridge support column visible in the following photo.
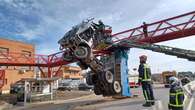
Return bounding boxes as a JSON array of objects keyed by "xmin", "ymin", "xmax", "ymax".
[{"xmin": 114, "ymin": 48, "xmax": 131, "ymax": 97}]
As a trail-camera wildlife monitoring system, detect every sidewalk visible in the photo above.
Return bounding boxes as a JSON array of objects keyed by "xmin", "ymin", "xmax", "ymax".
[
  {"xmin": 13, "ymin": 94, "xmax": 100, "ymax": 110},
  {"xmin": 153, "ymin": 84, "xmax": 164, "ymax": 88},
  {"xmin": 0, "ymin": 101, "xmax": 12, "ymax": 110}
]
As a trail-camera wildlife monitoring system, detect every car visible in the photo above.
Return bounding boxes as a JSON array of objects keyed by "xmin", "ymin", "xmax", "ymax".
[
  {"xmin": 58, "ymin": 82, "xmax": 72, "ymax": 91},
  {"xmin": 78, "ymin": 83, "xmax": 93, "ymax": 91},
  {"xmin": 10, "ymin": 82, "xmax": 25, "ymax": 102},
  {"xmin": 10, "ymin": 82, "xmax": 24, "ymax": 94}
]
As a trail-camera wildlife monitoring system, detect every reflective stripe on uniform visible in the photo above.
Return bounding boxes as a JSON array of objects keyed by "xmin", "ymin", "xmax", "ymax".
[
  {"xmin": 142, "ymin": 79, "xmax": 151, "ymax": 81},
  {"xmin": 144, "ymin": 64, "xmax": 148, "ymax": 80},
  {"xmin": 170, "ymin": 92, "xmax": 184, "ymax": 96},
  {"xmin": 169, "ymin": 92, "xmax": 184, "ymax": 107},
  {"xmin": 144, "ymin": 66, "xmax": 147, "ymax": 80},
  {"xmin": 169, "ymin": 103, "xmax": 183, "ymax": 107},
  {"xmin": 146, "ymin": 100, "xmax": 155, "ymax": 102},
  {"xmin": 143, "ymin": 90, "xmax": 154, "ymax": 102},
  {"xmin": 142, "ymin": 64, "xmax": 151, "ymax": 82},
  {"xmin": 144, "ymin": 90, "xmax": 148, "ymax": 101}
]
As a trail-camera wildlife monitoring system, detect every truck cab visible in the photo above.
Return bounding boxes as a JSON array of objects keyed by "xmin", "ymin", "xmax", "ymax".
[{"xmin": 162, "ymin": 71, "xmax": 176, "ymax": 88}]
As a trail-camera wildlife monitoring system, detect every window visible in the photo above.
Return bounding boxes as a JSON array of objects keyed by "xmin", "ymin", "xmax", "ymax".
[
  {"xmin": 22, "ymin": 50, "xmax": 31, "ymax": 57},
  {"xmin": 21, "ymin": 50, "xmax": 32, "ymax": 70},
  {"xmin": 0, "ymin": 47, "xmax": 9, "ymax": 59},
  {"xmin": 0, "ymin": 47, "xmax": 9, "ymax": 54}
]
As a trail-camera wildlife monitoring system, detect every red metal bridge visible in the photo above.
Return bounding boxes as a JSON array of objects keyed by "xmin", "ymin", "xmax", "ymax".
[{"xmin": 0, "ymin": 10, "xmax": 195, "ymax": 82}]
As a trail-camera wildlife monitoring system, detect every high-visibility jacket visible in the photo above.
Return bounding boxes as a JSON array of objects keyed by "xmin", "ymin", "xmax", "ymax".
[
  {"xmin": 138, "ymin": 63, "xmax": 151, "ymax": 82},
  {"xmin": 169, "ymin": 85, "xmax": 184, "ymax": 108}
]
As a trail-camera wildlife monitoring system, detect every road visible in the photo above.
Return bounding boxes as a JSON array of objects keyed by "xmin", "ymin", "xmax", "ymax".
[
  {"xmin": 13, "ymin": 87, "xmax": 195, "ymax": 110},
  {"xmin": 14, "ymin": 94, "xmax": 105, "ymax": 110},
  {"xmin": 75, "ymin": 87, "xmax": 170, "ymax": 110}
]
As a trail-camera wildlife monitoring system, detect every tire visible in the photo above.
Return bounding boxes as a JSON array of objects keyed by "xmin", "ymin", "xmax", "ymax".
[
  {"xmin": 94, "ymin": 85, "xmax": 102, "ymax": 95},
  {"xmin": 113, "ymin": 81, "xmax": 122, "ymax": 94},
  {"xmin": 74, "ymin": 46, "xmax": 91, "ymax": 59},
  {"xmin": 62, "ymin": 51, "xmax": 73, "ymax": 62},
  {"xmin": 105, "ymin": 71, "xmax": 114, "ymax": 83}
]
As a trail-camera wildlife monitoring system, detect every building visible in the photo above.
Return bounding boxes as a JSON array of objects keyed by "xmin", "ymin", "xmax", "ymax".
[
  {"xmin": 0, "ymin": 38, "xmax": 35, "ymax": 94},
  {"xmin": 151, "ymin": 73, "xmax": 163, "ymax": 83},
  {"xmin": 62, "ymin": 65, "xmax": 83, "ymax": 80}
]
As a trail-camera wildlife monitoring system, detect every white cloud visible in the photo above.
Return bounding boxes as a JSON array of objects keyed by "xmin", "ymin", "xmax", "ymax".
[
  {"xmin": 1, "ymin": 0, "xmax": 195, "ymax": 73},
  {"xmin": 123, "ymin": 0, "xmax": 195, "ymax": 73},
  {"xmin": 143, "ymin": 0, "xmax": 195, "ymax": 22},
  {"xmin": 78, "ymin": 9, "xmax": 93, "ymax": 20}
]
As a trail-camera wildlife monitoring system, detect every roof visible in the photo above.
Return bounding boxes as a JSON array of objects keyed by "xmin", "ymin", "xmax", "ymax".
[{"xmin": 0, "ymin": 38, "xmax": 35, "ymax": 47}]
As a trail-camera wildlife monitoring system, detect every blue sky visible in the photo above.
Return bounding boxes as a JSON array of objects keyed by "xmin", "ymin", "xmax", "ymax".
[{"xmin": 0, "ymin": 0, "xmax": 195, "ymax": 73}]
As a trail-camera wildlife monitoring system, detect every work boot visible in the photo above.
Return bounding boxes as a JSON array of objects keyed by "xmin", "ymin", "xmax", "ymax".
[
  {"xmin": 142, "ymin": 102, "xmax": 152, "ymax": 107},
  {"xmin": 151, "ymin": 101, "xmax": 155, "ymax": 105}
]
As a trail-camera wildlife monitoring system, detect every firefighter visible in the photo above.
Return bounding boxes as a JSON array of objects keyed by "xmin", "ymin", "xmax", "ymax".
[
  {"xmin": 98, "ymin": 20, "xmax": 105, "ymax": 31},
  {"xmin": 168, "ymin": 77, "xmax": 184, "ymax": 110},
  {"xmin": 142, "ymin": 22, "xmax": 148, "ymax": 38},
  {"xmin": 138, "ymin": 55, "xmax": 155, "ymax": 107}
]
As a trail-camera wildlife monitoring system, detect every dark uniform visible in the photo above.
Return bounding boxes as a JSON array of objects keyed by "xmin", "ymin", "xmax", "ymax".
[
  {"xmin": 142, "ymin": 22, "xmax": 148, "ymax": 38},
  {"xmin": 169, "ymin": 84, "xmax": 184, "ymax": 110},
  {"xmin": 138, "ymin": 63, "xmax": 155, "ymax": 106}
]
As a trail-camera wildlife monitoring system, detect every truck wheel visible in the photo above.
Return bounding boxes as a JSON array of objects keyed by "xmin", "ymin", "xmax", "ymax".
[
  {"xmin": 62, "ymin": 51, "xmax": 73, "ymax": 62},
  {"xmin": 105, "ymin": 71, "xmax": 114, "ymax": 83},
  {"xmin": 94, "ymin": 86, "xmax": 102, "ymax": 95},
  {"xmin": 74, "ymin": 46, "xmax": 91, "ymax": 59},
  {"xmin": 113, "ymin": 81, "xmax": 121, "ymax": 94}
]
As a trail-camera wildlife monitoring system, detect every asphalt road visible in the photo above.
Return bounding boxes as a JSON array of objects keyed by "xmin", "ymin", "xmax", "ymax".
[
  {"xmin": 13, "ymin": 94, "xmax": 105, "ymax": 110},
  {"xmin": 13, "ymin": 87, "xmax": 195, "ymax": 110},
  {"xmin": 98, "ymin": 88, "xmax": 170, "ymax": 110}
]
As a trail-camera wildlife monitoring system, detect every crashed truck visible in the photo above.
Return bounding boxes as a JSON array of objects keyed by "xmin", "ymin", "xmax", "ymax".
[{"xmin": 58, "ymin": 19, "xmax": 130, "ymax": 96}]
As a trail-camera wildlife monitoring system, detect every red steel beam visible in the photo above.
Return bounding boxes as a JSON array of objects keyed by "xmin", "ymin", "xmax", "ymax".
[
  {"xmin": 140, "ymin": 27, "xmax": 195, "ymax": 43},
  {"xmin": 112, "ymin": 10, "xmax": 195, "ymax": 43},
  {"xmin": 0, "ymin": 10, "xmax": 195, "ymax": 70}
]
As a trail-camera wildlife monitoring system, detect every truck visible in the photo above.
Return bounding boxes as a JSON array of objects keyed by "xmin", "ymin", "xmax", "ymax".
[
  {"xmin": 128, "ymin": 68, "xmax": 139, "ymax": 88},
  {"xmin": 128, "ymin": 74, "xmax": 139, "ymax": 88},
  {"xmin": 162, "ymin": 71, "xmax": 176, "ymax": 88}
]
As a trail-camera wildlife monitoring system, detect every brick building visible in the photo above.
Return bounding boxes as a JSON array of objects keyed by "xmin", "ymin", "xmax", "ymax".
[
  {"xmin": 62, "ymin": 66, "xmax": 83, "ymax": 79},
  {"xmin": 0, "ymin": 38, "xmax": 35, "ymax": 94}
]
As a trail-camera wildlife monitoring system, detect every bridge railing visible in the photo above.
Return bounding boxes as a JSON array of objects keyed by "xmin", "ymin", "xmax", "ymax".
[
  {"xmin": 112, "ymin": 11, "xmax": 195, "ymax": 43},
  {"xmin": 0, "ymin": 51, "xmax": 48, "ymax": 66}
]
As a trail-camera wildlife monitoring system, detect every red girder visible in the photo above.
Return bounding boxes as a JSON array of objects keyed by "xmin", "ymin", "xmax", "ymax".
[
  {"xmin": 112, "ymin": 10, "xmax": 195, "ymax": 43},
  {"xmin": 0, "ymin": 51, "xmax": 48, "ymax": 66},
  {"xmin": 0, "ymin": 51, "xmax": 70, "ymax": 67},
  {"xmin": 0, "ymin": 11, "xmax": 195, "ymax": 77}
]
